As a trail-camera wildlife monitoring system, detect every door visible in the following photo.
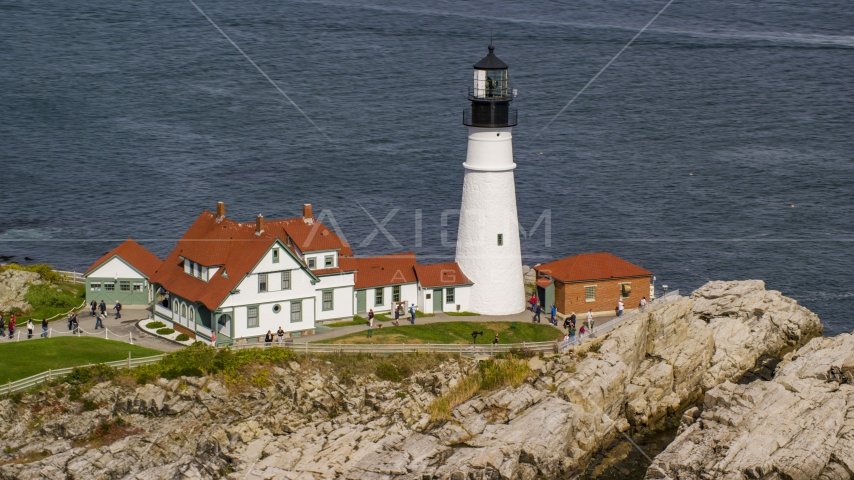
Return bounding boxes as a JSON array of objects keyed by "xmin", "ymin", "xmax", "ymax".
[
  {"xmin": 356, "ymin": 290, "xmax": 367, "ymax": 314},
  {"xmin": 433, "ymin": 289, "xmax": 443, "ymax": 313}
]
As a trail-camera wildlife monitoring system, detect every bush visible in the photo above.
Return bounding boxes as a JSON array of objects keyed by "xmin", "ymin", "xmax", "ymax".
[
  {"xmin": 175, "ymin": 333, "xmax": 190, "ymax": 341},
  {"xmin": 1, "ymin": 263, "xmax": 62, "ymax": 283},
  {"xmin": 24, "ymin": 284, "xmax": 79, "ymax": 309},
  {"xmin": 375, "ymin": 363, "xmax": 403, "ymax": 382},
  {"xmin": 156, "ymin": 328, "xmax": 175, "ymax": 335},
  {"xmin": 145, "ymin": 321, "xmax": 166, "ymax": 329}
]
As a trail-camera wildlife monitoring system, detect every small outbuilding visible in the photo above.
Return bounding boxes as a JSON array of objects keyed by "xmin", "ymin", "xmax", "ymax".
[
  {"xmin": 83, "ymin": 239, "xmax": 162, "ymax": 307},
  {"xmin": 533, "ymin": 252, "xmax": 653, "ymax": 317},
  {"xmin": 414, "ymin": 262, "xmax": 473, "ymax": 314}
]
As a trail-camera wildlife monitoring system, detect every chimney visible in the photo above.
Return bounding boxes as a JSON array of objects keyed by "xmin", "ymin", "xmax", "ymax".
[
  {"xmin": 303, "ymin": 204, "xmax": 313, "ymax": 220},
  {"xmin": 216, "ymin": 202, "xmax": 226, "ymax": 222},
  {"xmin": 255, "ymin": 214, "xmax": 265, "ymax": 235}
]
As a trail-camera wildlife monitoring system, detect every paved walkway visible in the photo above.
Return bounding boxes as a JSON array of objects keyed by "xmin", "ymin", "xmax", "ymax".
[
  {"xmin": 3, "ymin": 308, "xmax": 181, "ymax": 353},
  {"xmin": 294, "ymin": 310, "xmax": 617, "ymax": 344}
]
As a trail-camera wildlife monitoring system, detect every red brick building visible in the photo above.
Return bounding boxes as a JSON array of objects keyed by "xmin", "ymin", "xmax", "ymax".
[{"xmin": 533, "ymin": 252, "xmax": 653, "ymax": 316}]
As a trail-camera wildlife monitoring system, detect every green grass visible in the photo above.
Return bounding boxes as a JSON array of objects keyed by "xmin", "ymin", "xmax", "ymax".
[
  {"xmin": 314, "ymin": 321, "xmax": 561, "ymax": 345},
  {"xmin": 0, "ymin": 337, "xmax": 162, "ymax": 384},
  {"xmin": 445, "ymin": 311, "xmax": 481, "ymax": 316},
  {"xmin": 326, "ymin": 316, "xmax": 369, "ymax": 328},
  {"xmin": 9, "ymin": 283, "xmax": 86, "ymax": 324}
]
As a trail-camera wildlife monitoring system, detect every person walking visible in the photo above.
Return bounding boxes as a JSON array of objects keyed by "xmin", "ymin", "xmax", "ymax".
[
  {"xmin": 393, "ymin": 305, "xmax": 400, "ymax": 326},
  {"xmin": 368, "ymin": 309, "xmax": 374, "ymax": 328},
  {"xmin": 27, "ymin": 319, "xmax": 34, "ymax": 339},
  {"xmin": 617, "ymin": 300, "xmax": 624, "ymax": 317},
  {"xmin": 578, "ymin": 325, "xmax": 586, "ymax": 340},
  {"xmin": 409, "ymin": 304, "xmax": 416, "ymax": 324},
  {"xmin": 277, "ymin": 326, "xmax": 284, "ymax": 344},
  {"xmin": 99, "ymin": 300, "xmax": 106, "ymax": 316},
  {"xmin": 67, "ymin": 312, "xmax": 74, "ymax": 330},
  {"xmin": 493, "ymin": 333, "xmax": 499, "ymax": 345},
  {"xmin": 9, "ymin": 315, "xmax": 16, "ymax": 339},
  {"xmin": 586, "ymin": 309, "xmax": 594, "ymax": 330},
  {"xmin": 114, "ymin": 301, "xmax": 122, "ymax": 319},
  {"xmin": 550, "ymin": 304, "xmax": 557, "ymax": 325},
  {"xmin": 90, "ymin": 300, "xmax": 97, "ymax": 316},
  {"xmin": 72, "ymin": 315, "xmax": 79, "ymax": 335},
  {"xmin": 0, "ymin": 313, "xmax": 5, "ymax": 337},
  {"xmin": 94, "ymin": 312, "xmax": 104, "ymax": 330},
  {"xmin": 264, "ymin": 330, "xmax": 274, "ymax": 346},
  {"xmin": 41, "ymin": 318, "xmax": 48, "ymax": 338},
  {"xmin": 529, "ymin": 293, "xmax": 537, "ymax": 311},
  {"xmin": 640, "ymin": 296, "xmax": 647, "ymax": 312},
  {"xmin": 533, "ymin": 303, "xmax": 542, "ymax": 323}
]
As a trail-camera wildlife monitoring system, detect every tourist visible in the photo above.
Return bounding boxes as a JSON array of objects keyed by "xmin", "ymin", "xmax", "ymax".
[
  {"xmin": 90, "ymin": 300, "xmax": 97, "ymax": 316},
  {"xmin": 533, "ymin": 303, "xmax": 541, "ymax": 323},
  {"xmin": 493, "ymin": 333, "xmax": 499, "ymax": 345},
  {"xmin": 587, "ymin": 309, "xmax": 594, "ymax": 329},
  {"xmin": 27, "ymin": 319, "xmax": 34, "ymax": 339},
  {"xmin": 41, "ymin": 318, "xmax": 48, "ymax": 338},
  {"xmin": 394, "ymin": 305, "xmax": 400, "ymax": 326},
  {"xmin": 550, "ymin": 304, "xmax": 557, "ymax": 325},
  {"xmin": 264, "ymin": 330, "xmax": 274, "ymax": 346},
  {"xmin": 578, "ymin": 325, "xmax": 585, "ymax": 340},
  {"xmin": 67, "ymin": 311, "xmax": 73, "ymax": 330},
  {"xmin": 277, "ymin": 326, "xmax": 284, "ymax": 344},
  {"xmin": 409, "ymin": 304, "xmax": 416, "ymax": 324},
  {"xmin": 0, "ymin": 313, "xmax": 5, "ymax": 337},
  {"xmin": 114, "ymin": 301, "xmax": 122, "ymax": 319},
  {"xmin": 368, "ymin": 309, "xmax": 374, "ymax": 328},
  {"xmin": 617, "ymin": 300, "xmax": 624, "ymax": 317},
  {"xmin": 9, "ymin": 315, "xmax": 16, "ymax": 339},
  {"xmin": 99, "ymin": 300, "xmax": 106, "ymax": 316},
  {"xmin": 72, "ymin": 315, "xmax": 79, "ymax": 334},
  {"xmin": 640, "ymin": 296, "xmax": 647, "ymax": 312},
  {"xmin": 568, "ymin": 312, "xmax": 577, "ymax": 330},
  {"xmin": 569, "ymin": 324, "xmax": 577, "ymax": 344},
  {"xmin": 95, "ymin": 311, "xmax": 104, "ymax": 330},
  {"xmin": 529, "ymin": 293, "xmax": 537, "ymax": 311}
]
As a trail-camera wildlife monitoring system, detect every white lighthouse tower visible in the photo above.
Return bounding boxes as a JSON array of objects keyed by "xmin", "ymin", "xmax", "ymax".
[{"xmin": 455, "ymin": 44, "xmax": 525, "ymax": 315}]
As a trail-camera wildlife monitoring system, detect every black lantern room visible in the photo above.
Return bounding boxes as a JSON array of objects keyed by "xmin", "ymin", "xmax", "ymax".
[{"xmin": 463, "ymin": 44, "xmax": 517, "ymax": 128}]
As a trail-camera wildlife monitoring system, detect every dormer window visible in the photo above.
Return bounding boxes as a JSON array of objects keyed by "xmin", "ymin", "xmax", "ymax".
[
  {"xmin": 307, "ymin": 258, "xmax": 316, "ymax": 269},
  {"xmin": 272, "ymin": 248, "xmax": 280, "ymax": 263}
]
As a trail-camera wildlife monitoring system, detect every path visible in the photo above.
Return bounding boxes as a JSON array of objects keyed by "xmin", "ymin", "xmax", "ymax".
[{"xmin": 3, "ymin": 308, "xmax": 181, "ymax": 352}]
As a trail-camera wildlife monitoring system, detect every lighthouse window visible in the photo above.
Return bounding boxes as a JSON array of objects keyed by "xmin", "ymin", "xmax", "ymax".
[{"xmin": 497, "ymin": 234, "xmax": 503, "ymax": 246}]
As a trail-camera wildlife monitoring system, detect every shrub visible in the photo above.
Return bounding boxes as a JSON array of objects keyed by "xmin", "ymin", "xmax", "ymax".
[
  {"xmin": 375, "ymin": 363, "xmax": 402, "ymax": 382},
  {"xmin": 175, "ymin": 333, "xmax": 190, "ymax": 341},
  {"xmin": 24, "ymin": 284, "xmax": 78, "ymax": 309},
  {"xmin": 145, "ymin": 321, "xmax": 166, "ymax": 329},
  {"xmin": 1, "ymin": 263, "xmax": 62, "ymax": 283},
  {"xmin": 82, "ymin": 399, "xmax": 99, "ymax": 411},
  {"xmin": 156, "ymin": 328, "xmax": 175, "ymax": 335}
]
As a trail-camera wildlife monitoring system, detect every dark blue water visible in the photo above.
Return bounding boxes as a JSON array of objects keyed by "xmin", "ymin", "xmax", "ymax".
[{"xmin": 2, "ymin": 0, "xmax": 852, "ymax": 333}]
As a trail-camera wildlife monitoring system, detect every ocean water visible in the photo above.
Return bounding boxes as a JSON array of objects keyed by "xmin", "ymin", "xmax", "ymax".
[{"xmin": 1, "ymin": 0, "xmax": 852, "ymax": 334}]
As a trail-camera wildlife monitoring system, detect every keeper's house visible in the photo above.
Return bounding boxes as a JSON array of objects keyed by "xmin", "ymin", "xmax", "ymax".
[
  {"xmin": 83, "ymin": 239, "xmax": 162, "ymax": 308},
  {"xmin": 533, "ymin": 252, "xmax": 653, "ymax": 317}
]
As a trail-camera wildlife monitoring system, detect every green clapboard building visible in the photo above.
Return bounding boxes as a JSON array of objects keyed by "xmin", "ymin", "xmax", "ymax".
[{"xmin": 83, "ymin": 239, "xmax": 162, "ymax": 308}]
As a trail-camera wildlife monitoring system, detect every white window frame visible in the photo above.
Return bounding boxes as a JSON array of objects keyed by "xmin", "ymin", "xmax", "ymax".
[
  {"xmin": 375, "ymin": 287, "xmax": 384, "ymax": 306},
  {"xmin": 446, "ymin": 287, "xmax": 455, "ymax": 304},
  {"xmin": 322, "ymin": 290, "xmax": 333, "ymax": 311},
  {"xmin": 392, "ymin": 285, "xmax": 401, "ymax": 303},
  {"xmin": 290, "ymin": 301, "xmax": 302, "ymax": 323},
  {"xmin": 90, "ymin": 282, "xmax": 101, "ymax": 292},
  {"xmin": 324, "ymin": 255, "xmax": 334, "ymax": 268},
  {"xmin": 258, "ymin": 273, "xmax": 268, "ymax": 293},
  {"xmin": 189, "ymin": 307, "xmax": 195, "ymax": 323},
  {"xmin": 307, "ymin": 257, "xmax": 316, "ymax": 269},
  {"xmin": 281, "ymin": 270, "xmax": 291, "ymax": 290},
  {"xmin": 173, "ymin": 299, "xmax": 179, "ymax": 313},
  {"xmin": 585, "ymin": 285, "xmax": 596, "ymax": 302},
  {"xmin": 181, "ymin": 303, "xmax": 187, "ymax": 319},
  {"xmin": 247, "ymin": 306, "xmax": 259, "ymax": 328},
  {"xmin": 105, "ymin": 282, "xmax": 115, "ymax": 292}
]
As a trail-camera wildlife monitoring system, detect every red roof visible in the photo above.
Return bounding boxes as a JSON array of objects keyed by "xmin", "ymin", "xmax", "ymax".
[
  {"xmin": 534, "ymin": 252, "xmax": 652, "ymax": 283},
  {"xmin": 339, "ymin": 253, "xmax": 418, "ymax": 290},
  {"xmin": 536, "ymin": 277, "xmax": 553, "ymax": 288},
  {"xmin": 84, "ymin": 239, "xmax": 162, "ymax": 278},
  {"xmin": 414, "ymin": 262, "xmax": 473, "ymax": 288},
  {"xmin": 151, "ymin": 210, "xmax": 346, "ymax": 310}
]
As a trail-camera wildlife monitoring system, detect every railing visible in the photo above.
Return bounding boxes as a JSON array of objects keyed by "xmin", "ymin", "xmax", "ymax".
[
  {"xmin": 468, "ymin": 85, "xmax": 513, "ymax": 101},
  {"xmin": 154, "ymin": 304, "xmax": 173, "ymax": 320},
  {"xmin": 226, "ymin": 340, "xmax": 559, "ymax": 356},
  {"xmin": 463, "ymin": 108, "xmax": 518, "ymax": 127},
  {"xmin": 54, "ymin": 270, "xmax": 85, "ymax": 284},
  {"xmin": 196, "ymin": 324, "xmax": 212, "ymax": 338},
  {"xmin": 3, "ymin": 354, "xmax": 165, "ymax": 396}
]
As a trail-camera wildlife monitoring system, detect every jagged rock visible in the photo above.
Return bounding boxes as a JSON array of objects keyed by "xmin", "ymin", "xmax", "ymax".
[{"xmin": 0, "ymin": 269, "xmax": 41, "ymax": 313}]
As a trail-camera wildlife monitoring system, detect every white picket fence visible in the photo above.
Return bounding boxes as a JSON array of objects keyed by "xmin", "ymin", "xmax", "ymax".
[
  {"xmin": 54, "ymin": 270, "xmax": 85, "ymax": 285},
  {"xmin": 3, "ymin": 354, "xmax": 165, "ymax": 396},
  {"xmin": 7, "ymin": 326, "xmax": 136, "ymax": 344}
]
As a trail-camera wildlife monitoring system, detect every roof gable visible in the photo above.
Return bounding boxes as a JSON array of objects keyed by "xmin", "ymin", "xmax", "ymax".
[
  {"xmin": 534, "ymin": 252, "xmax": 652, "ymax": 283},
  {"xmin": 84, "ymin": 239, "xmax": 161, "ymax": 278}
]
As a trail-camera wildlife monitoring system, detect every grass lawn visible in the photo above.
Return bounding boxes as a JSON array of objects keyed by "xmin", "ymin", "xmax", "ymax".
[
  {"xmin": 314, "ymin": 321, "xmax": 562, "ymax": 345},
  {"xmin": 0, "ymin": 337, "xmax": 163, "ymax": 384}
]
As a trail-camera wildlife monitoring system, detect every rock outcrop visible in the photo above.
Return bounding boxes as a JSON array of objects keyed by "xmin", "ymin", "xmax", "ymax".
[
  {"xmin": 647, "ymin": 329, "xmax": 854, "ymax": 479},
  {"xmin": 0, "ymin": 269, "xmax": 41, "ymax": 313},
  {"xmin": 0, "ymin": 280, "xmax": 824, "ymax": 479}
]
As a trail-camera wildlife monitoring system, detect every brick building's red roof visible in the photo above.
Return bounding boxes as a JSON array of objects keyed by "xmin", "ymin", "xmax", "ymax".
[
  {"xmin": 151, "ymin": 210, "xmax": 347, "ymax": 310},
  {"xmin": 414, "ymin": 262, "xmax": 473, "ymax": 288},
  {"xmin": 84, "ymin": 239, "xmax": 162, "ymax": 278},
  {"xmin": 534, "ymin": 252, "xmax": 652, "ymax": 283},
  {"xmin": 339, "ymin": 253, "xmax": 418, "ymax": 290}
]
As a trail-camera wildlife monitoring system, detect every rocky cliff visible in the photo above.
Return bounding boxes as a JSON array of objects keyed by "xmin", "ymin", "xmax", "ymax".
[
  {"xmin": 0, "ymin": 281, "xmax": 823, "ymax": 479},
  {"xmin": 0, "ymin": 269, "xmax": 41, "ymax": 313}
]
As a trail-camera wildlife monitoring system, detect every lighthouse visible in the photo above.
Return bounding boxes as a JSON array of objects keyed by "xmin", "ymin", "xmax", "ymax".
[{"xmin": 455, "ymin": 44, "xmax": 525, "ymax": 315}]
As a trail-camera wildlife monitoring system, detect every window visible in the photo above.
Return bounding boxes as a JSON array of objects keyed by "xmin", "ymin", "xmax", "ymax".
[
  {"xmin": 119, "ymin": 281, "xmax": 131, "ymax": 291},
  {"xmin": 307, "ymin": 257, "xmax": 316, "ymax": 269},
  {"xmin": 291, "ymin": 301, "xmax": 302, "ymax": 322},
  {"xmin": 247, "ymin": 306, "xmax": 259, "ymax": 328},
  {"xmin": 90, "ymin": 282, "xmax": 101, "ymax": 292},
  {"xmin": 272, "ymin": 248, "xmax": 280, "ymax": 263},
  {"xmin": 105, "ymin": 282, "xmax": 115, "ymax": 291},
  {"xmin": 446, "ymin": 287, "xmax": 455, "ymax": 304},
  {"xmin": 173, "ymin": 299, "xmax": 179, "ymax": 313},
  {"xmin": 497, "ymin": 234, "xmax": 503, "ymax": 246},
  {"xmin": 281, "ymin": 270, "xmax": 291, "ymax": 290},
  {"xmin": 322, "ymin": 290, "xmax": 333, "ymax": 311},
  {"xmin": 585, "ymin": 286, "xmax": 596, "ymax": 302},
  {"xmin": 133, "ymin": 282, "xmax": 143, "ymax": 292},
  {"xmin": 375, "ymin": 287, "xmax": 384, "ymax": 306},
  {"xmin": 272, "ymin": 304, "xmax": 281, "ymax": 314},
  {"xmin": 392, "ymin": 285, "xmax": 401, "ymax": 303},
  {"xmin": 258, "ymin": 273, "xmax": 267, "ymax": 293},
  {"xmin": 181, "ymin": 304, "xmax": 187, "ymax": 318},
  {"xmin": 184, "ymin": 259, "xmax": 191, "ymax": 274},
  {"xmin": 189, "ymin": 307, "xmax": 195, "ymax": 323},
  {"xmin": 194, "ymin": 262, "xmax": 201, "ymax": 278},
  {"xmin": 324, "ymin": 255, "xmax": 334, "ymax": 268}
]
